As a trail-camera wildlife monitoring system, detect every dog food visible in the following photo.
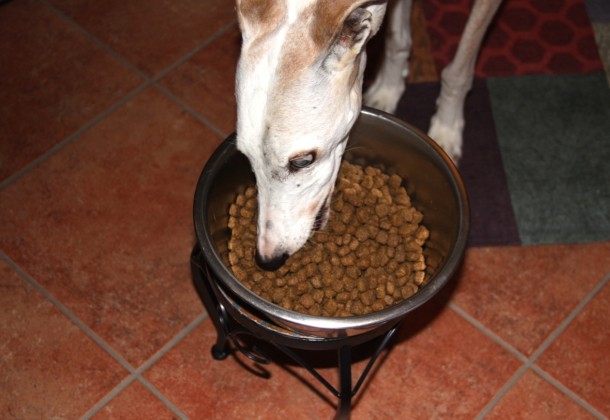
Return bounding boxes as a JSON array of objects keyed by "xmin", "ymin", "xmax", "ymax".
[{"xmin": 227, "ymin": 161, "xmax": 429, "ymax": 317}]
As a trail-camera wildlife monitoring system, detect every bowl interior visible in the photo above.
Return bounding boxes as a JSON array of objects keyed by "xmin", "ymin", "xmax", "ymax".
[{"xmin": 194, "ymin": 108, "xmax": 469, "ymax": 336}]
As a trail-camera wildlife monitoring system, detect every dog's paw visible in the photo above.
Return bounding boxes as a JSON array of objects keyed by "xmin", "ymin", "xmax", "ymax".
[
  {"xmin": 428, "ymin": 115, "xmax": 464, "ymax": 165},
  {"xmin": 364, "ymin": 80, "xmax": 404, "ymax": 114}
]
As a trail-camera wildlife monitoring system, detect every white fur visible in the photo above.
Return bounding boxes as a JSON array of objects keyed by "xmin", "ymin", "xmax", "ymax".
[
  {"xmin": 365, "ymin": 0, "xmax": 503, "ymax": 163},
  {"xmin": 364, "ymin": 0, "xmax": 412, "ymax": 113},
  {"xmin": 235, "ymin": 0, "xmax": 501, "ymax": 264}
]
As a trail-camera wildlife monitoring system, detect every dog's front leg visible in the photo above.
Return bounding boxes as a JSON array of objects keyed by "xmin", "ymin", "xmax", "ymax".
[
  {"xmin": 428, "ymin": 0, "xmax": 502, "ymax": 164},
  {"xmin": 364, "ymin": 0, "xmax": 412, "ymax": 113}
]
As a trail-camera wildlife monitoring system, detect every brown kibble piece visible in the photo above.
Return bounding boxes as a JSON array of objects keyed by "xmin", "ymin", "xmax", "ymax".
[{"xmin": 226, "ymin": 161, "xmax": 429, "ymax": 317}]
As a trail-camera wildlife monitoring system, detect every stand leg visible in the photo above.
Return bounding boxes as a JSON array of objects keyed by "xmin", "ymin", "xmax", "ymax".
[
  {"xmin": 190, "ymin": 246, "xmax": 229, "ymax": 360},
  {"xmin": 335, "ymin": 345, "xmax": 352, "ymax": 420}
]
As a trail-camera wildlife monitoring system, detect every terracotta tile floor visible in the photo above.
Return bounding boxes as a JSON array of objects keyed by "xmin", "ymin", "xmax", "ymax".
[{"xmin": 1, "ymin": 0, "xmax": 609, "ymax": 419}]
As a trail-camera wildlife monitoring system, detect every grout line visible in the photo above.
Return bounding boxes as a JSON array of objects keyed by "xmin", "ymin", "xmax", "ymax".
[
  {"xmin": 125, "ymin": 314, "xmax": 208, "ymax": 419},
  {"xmin": 44, "ymin": 0, "xmax": 237, "ymax": 85},
  {"xmin": 154, "ymin": 84, "xmax": 229, "ymax": 139},
  {"xmin": 40, "ymin": 0, "xmax": 149, "ymax": 80},
  {"xmin": 137, "ymin": 376, "xmax": 190, "ymax": 419},
  {"xmin": 449, "ymin": 302, "xmax": 531, "ymax": 420},
  {"xmin": 530, "ymin": 365, "xmax": 608, "ymax": 420},
  {"xmin": 1, "ymin": 255, "xmax": 136, "ymax": 372},
  {"xmin": 0, "ymin": 252, "xmax": 136, "ymax": 373},
  {"xmin": 81, "ymin": 313, "xmax": 207, "ymax": 419},
  {"xmin": 4, "ymin": 1, "xmax": 236, "ymax": 192},
  {"xmin": 5, "ymin": 3, "xmax": 607, "ymax": 420},
  {"xmin": 474, "ymin": 364, "xmax": 529, "ymax": 420},
  {"xmin": 136, "ymin": 312, "xmax": 208, "ymax": 375},
  {"xmin": 80, "ymin": 375, "xmax": 138, "ymax": 419},
  {"xmin": 473, "ymin": 271, "xmax": 610, "ymax": 418},
  {"xmin": 148, "ymin": 19, "xmax": 237, "ymax": 142},
  {"xmin": 4, "ymin": 4, "xmax": 232, "ymax": 417},
  {"xmin": 2, "ymin": 250, "xmax": 209, "ymax": 419},
  {"xmin": 527, "ymin": 271, "xmax": 610, "ymax": 364},
  {"xmin": 449, "ymin": 303, "xmax": 528, "ymax": 363},
  {"xmin": 151, "ymin": 20, "xmax": 238, "ymax": 83},
  {"xmin": 0, "ymin": 82, "xmax": 149, "ymax": 191}
]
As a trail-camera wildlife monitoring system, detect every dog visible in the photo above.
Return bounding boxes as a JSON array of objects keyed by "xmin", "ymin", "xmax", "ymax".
[{"xmin": 234, "ymin": 0, "xmax": 502, "ymax": 269}]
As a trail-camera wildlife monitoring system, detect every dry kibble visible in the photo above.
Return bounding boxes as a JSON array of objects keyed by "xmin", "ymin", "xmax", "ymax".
[
  {"xmin": 386, "ymin": 281, "xmax": 396, "ymax": 296},
  {"xmin": 372, "ymin": 300, "xmax": 385, "ymax": 312},
  {"xmin": 375, "ymin": 203, "xmax": 390, "ymax": 218},
  {"xmin": 413, "ymin": 271, "xmax": 426, "ymax": 285},
  {"xmin": 313, "ymin": 289, "xmax": 325, "ymax": 303},
  {"xmin": 401, "ymin": 283, "xmax": 419, "ymax": 299},
  {"xmin": 323, "ymin": 299, "xmax": 338, "ymax": 314},
  {"xmin": 355, "ymin": 226, "xmax": 369, "ymax": 241},
  {"xmin": 227, "ymin": 161, "xmax": 429, "ymax": 317},
  {"xmin": 357, "ymin": 279, "xmax": 367, "ymax": 292},
  {"xmin": 412, "ymin": 261, "xmax": 426, "ymax": 271},
  {"xmin": 272, "ymin": 288, "xmax": 285, "ymax": 303},
  {"xmin": 229, "ymin": 204, "xmax": 239, "ymax": 217},
  {"xmin": 360, "ymin": 290, "xmax": 375, "ymax": 306},
  {"xmin": 364, "ymin": 194, "xmax": 377, "ymax": 206},
  {"xmin": 389, "ymin": 174, "xmax": 402, "ymax": 189},
  {"xmin": 356, "ymin": 207, "xmax": 372, "ymax": 224},
  {"xmin": 300, "ymin": 294, "xmax": 315, "ymax": 308},
  {"xmin": 376, "ymin": 231, "xmax": 388, "ymax": 245},
  {"xmin": 338, "ymin": 246, "xmax": 351, "ymax": 257}
]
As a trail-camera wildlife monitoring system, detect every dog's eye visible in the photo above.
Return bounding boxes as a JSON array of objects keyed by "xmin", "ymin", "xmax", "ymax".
[{"xmin": 289, "ymin": 152, "xmax": 316, "ymax": 172}]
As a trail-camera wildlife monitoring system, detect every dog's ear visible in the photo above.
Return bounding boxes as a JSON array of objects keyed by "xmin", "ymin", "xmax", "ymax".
[
  {"xmin": 318, "ymin": 2, "xmax": 386, "ymax": 72},
  {"xmin": 328, "ymin": 7, "xmax": 372, "ymax": 69}
]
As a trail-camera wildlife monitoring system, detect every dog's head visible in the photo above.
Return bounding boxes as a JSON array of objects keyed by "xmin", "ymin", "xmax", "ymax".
[{"xmin": 235, "ymin": 0, "xmax": 386, "ymax": 269}]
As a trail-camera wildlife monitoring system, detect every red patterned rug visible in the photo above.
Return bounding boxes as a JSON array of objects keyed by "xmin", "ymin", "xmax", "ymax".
[{"xmin": 423, "ymin": 0, "xmax": 603, "ymax": 76}]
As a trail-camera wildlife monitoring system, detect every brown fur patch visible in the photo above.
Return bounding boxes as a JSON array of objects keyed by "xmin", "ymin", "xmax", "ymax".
[
  {"xmin": 310, "ymin": 0, "xmax": 370, "ymax": 50},
  {"xmin": 276, "ymin": 19, "xmax": 319, "ymax": 82},
  {"xmin": 237, "ymin": 0, "xmax": 286, "ymax": 37},
  {"xmin": 275, "ymin": 0, "xmax": 370, "ymax": 84}
]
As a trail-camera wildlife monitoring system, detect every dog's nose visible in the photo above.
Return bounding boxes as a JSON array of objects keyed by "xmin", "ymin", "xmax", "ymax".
[{"xmin": 255, "ymin": 250, "xmax": 288, "ymax": 271}]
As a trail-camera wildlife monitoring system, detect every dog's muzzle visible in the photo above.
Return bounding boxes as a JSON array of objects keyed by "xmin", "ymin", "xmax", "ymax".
[{"xmin": 255, "ymin": 250, "xmax": 289, "ymax": 271}]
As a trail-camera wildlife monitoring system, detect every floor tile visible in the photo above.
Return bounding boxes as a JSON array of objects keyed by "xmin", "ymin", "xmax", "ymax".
[
  {"xmin": 48, "ymin": 0, "xmax": 236, "ymax": 77},
  {"xmin": 145, "ymin": 296, "xmax": 520, "ymax": 419},
  {"xmin": 486, "ymin": 370, "xmax": 595, "ymax": 419},
  {"xmin": 0, "ymin": 0, "xmax": 142, "ymax": 183},
  {"xmin": 160, "ymin": 26, "xmax": 241, "ymax": 135},
  {"xmin": 351, "ymin": 304, "xmax": 521, "ymax": 419},
  {"xmin": 0, "ymin": 87, "xmax": 221, "ymax": 367},
  {"xmin": 537, "ymin": 280, "xmax": 610, "ymax": 417},
  {"xmin": 450, "ymin": 243, "xmax": 610, "ymax": 356},
  {"xmin": 92, "ymin": 380, "xmax": 176, "ymax": 419},
  {"xmin": 0, "ymin": 260, "xmax": 126, "ymax": 418},
  {"xmin": 488, "ymin": 73, "xmax": 610, "ymax": 245},
  {"xmin": 144, "ymin": 318, "xmax": 333, "ymax": 419}
]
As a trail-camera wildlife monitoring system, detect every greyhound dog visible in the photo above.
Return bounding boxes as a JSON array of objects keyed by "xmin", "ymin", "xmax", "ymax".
[{"xmin": 235, "ymin": 0, "xmax": 502, "ymax": 269}]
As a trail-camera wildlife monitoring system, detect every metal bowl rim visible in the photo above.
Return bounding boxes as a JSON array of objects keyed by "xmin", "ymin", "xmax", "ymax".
[{"xmin": 193, "ymin": 107, "xmax": 470, "ymax": 332}]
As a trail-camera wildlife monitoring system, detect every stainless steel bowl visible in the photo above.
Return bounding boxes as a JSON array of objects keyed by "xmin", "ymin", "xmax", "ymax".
[{"xmin": 194, "ymin": 107, "xmax": 469, "ymax": 338}]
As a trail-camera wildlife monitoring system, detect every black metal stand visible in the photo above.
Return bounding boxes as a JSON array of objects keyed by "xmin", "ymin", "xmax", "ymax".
[{"xmin": 191, "ymin": 246, "xmax": 401, "ymax": 420}]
